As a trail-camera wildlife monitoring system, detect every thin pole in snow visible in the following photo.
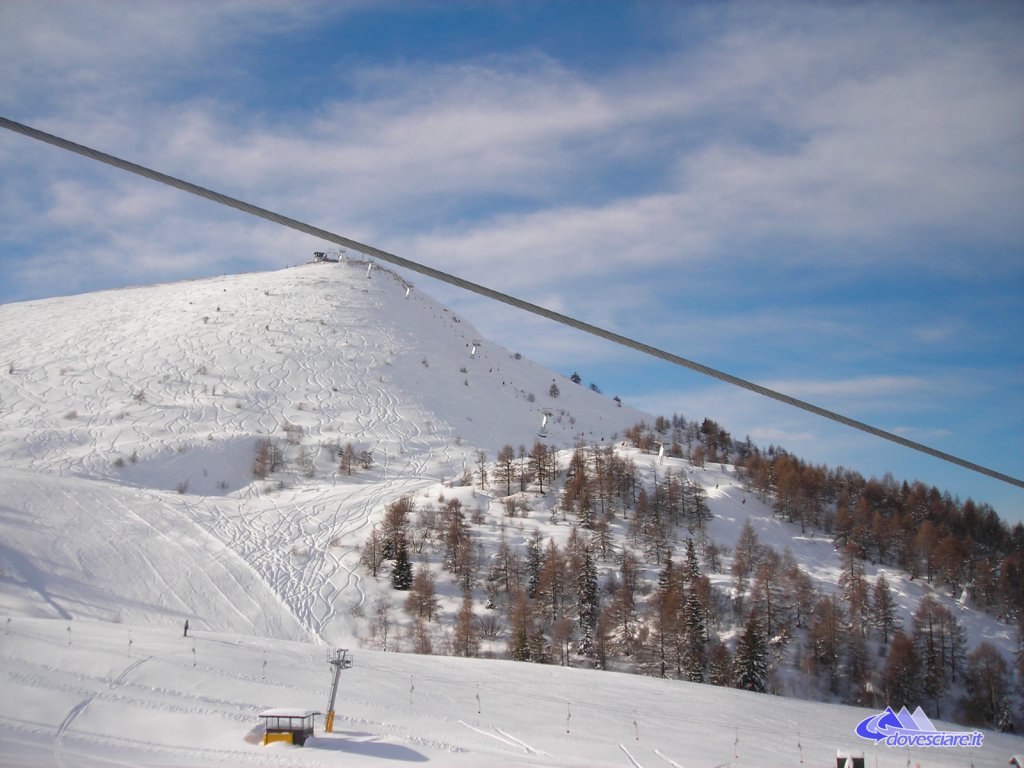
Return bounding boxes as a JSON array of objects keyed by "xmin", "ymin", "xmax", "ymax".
[
  {"xmin": 409, "ymin": 675, "xmax": 414, "ymax": 708},
  {"xmin": 566, "ymin": 702, "xmax": 571, "ymax": 734},
  {"xmin": 475, "ymin": 685, "xmax": 481, "ymax": 714}
]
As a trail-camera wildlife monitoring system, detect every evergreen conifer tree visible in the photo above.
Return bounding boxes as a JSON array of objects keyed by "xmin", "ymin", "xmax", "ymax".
[
  {"xmin": 682, "ymin": 588, "xmax": 707, "ymax": 682},
  {"xmin": 870, "ymin": 573, "xmax": 900, "ymax": 643},
  {"xmin": 576, "ymin": 545, "xmax": 599, "ymax": 657},
  {"xmin": 733, "ymin": 614, "xmax": 768, "ymax": 693},
  {"xmin": 683, "ymin": 538, "xmax": 701, "ymax": 585},
  {"xmin": 526, "ymin": 530, "xmax": 543, "ymax": 599},
  {"xmin": 391, "ymin": 536, "xmax": 413, "ymax": 591},
  {"xmin": 707, "ymin": 640, "xmax": 733, "ymax": 687}
]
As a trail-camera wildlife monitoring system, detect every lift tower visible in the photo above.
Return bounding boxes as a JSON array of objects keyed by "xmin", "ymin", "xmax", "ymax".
[{"xmin": 324, "ymin": 649, "xmax": 352, "ymax": 733}]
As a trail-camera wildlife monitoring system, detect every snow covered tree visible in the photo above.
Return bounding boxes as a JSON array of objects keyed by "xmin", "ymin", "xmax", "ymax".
[
  {"xmin": 360, "ymin": 526, "xmax": 385, "ymax": 577},
  {"xmin": 782, "ymin": 550, "xmax": 816, "ymax": 629},
  {"xmin": 528, "ymin": 440, "xmax": 551, "ymax": 494},
  {"xmin": 733, "ymin": 614, "xmax": 768, "ymax": 693},
  {"xmin": 411, "ymin": 617, "xmax": 432, "ymax": 655},
  {"xmin": 807, "ymin": 595, "xmax": 843, "ymax": 693},
  {"xmin": 648, "ymin": 556, "xmax": 681, "ymax": 678},
  {"xmin": 732, "ymin": 519, "xmax": 761, "ymax": 594},
  {"xmin": 576, "ymin": 545, "xmax": 599, "ymax": 658},
  {"xmin": 912, "ymin": 595, "xmax": 965, "ymax": 717},
  {"xmin": 382, "ymin": 496, "xmax": 414, "ymax": 560},
  {"xmin": 495, "ymin": 444, "xmax": 516, "ymax": 496},
  {"xmin": 838, "ymin": 541, "xmax": 869, "ymax": 630},
  {"xmin": 297, "ymin": 444, "xmax": 315, "ymax": 478},
  {"xmin": 604, "ymin": 580, "xmax": 640, "ymax": 659},
  {"xmin": 870, "ymin": 573, "xmax": 900, "ymax": 644},
  {"xmin": 453, "ymin": 589, "xmax": 480, "ymax": 658},
  {"xmin": 507, "ymin": 588, "xmax": 533, "ymax": 662},
  {"xmin": 933, "ymin": 533, "xmax": 966, "ymax": 595},
  {"xmin": 960, "ymin": 641, "xmax": 1011, "ymax": 728},
  {"xmin": 688, "ymin": 480, "xmax": 711, "ymax": 529},
  {"xmin": 681, "ymin": 587, "xmax": 707, "ymax": 682},
  {"xmin": 253, "ymin": 437, "xmax": 273, "ymax": 479},
  {"xmin": 842, "ymin": 628, "xmax": 872, "ymax": 704},
  {"xmin": 526, "ymin": 530, "xmax": 543, "ymax": 599},
  {"xmin": 338, "ymin": 442, "xmax": 356, "ymax": 475},
  {"xmin": 391, "ymin": 536, "xmax": 413, "ymax": 591},
  {"xmin": 475, "ymin": 449, "xmax": 488, "ymax": 488},
  {"xmin": 750, "ymin": 548, "xmax": 787, "ymax": 639},
  {"xmin": 707, "ymin": 640, "xmax": 733, "ymax": 687},
  {"xmin": 838, "ymin": 540, "xmax": 864, "ymax": 590},
  {"xmin": 883, "ymin": 631, "xmax": 920, "ymax": 711},
  {"xmin": 441, "ymin": 498, "xmax": 468, "ymax": 574},
  {"xmin": 368, "ymin": 597, "xmax": 394, "ymax": 651},
  {"xmin": 536, "ymin": 539, "xmax": 567, "ymax": 626},
  {"xmin": 682, "ymin": 538, "xmax": 701, "ymax": 585},
  {"xmin": 404, "ymin": 564, "xmax": 438, "ymax": 619}
]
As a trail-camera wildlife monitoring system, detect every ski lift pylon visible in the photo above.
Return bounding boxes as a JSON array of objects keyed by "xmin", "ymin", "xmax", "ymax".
[{"xmin": 539, "ymin": 409, "xmax": 553, "ymax": 437}]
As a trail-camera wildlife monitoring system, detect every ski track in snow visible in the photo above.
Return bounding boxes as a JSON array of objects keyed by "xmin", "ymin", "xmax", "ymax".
[
  {"xmin": 619, "ymin": 743, "xmax": 643, "ymax": 768},
  {"xmin": 0, "ymin": 266, "xmax": 476, "ymax": 644},
  {"xmin": 3, "ymin": 264, "xmax": 1020, "ymax": 767},
  {"xmin": 653, "ymin": 748, "xmax": 683, "ymax": 768},
  {"xmin": 456, "ymin": 720, "xmax": 527, "ymax": 753},
  {"xmin": 54, "ymin": 656, "xmax": 151, "ymax": 768}
]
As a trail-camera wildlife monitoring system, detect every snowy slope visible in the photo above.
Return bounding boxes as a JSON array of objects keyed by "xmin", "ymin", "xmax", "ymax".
[
  {"xmin": 1, "ymin": 260, "xmax": 1021, "ymax": 766},
  {"xmin": 2, "ymin": 616, "xmax": 1019, "ymax": 768},
  {"xmin": 0, "ymin": 260, "xmax": 642, "ymax": 642}
]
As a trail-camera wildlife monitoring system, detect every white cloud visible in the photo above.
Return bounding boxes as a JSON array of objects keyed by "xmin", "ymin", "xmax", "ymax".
[{"xmin": 6, "ymin": 1, "xmax": 1020, "ymax": 297}]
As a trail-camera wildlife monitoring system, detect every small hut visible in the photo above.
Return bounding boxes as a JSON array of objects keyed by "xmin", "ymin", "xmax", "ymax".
[{"xmin": 259, "ymin": 708, "xmax": 319, "ymax": 746}]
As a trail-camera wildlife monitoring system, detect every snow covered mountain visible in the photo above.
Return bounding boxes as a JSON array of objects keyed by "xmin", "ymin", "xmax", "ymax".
[
  {"xmin": 0, "ymin": 259, "xmax": 641, "ymax": 640},
  {"xmin": 0, "ymin": 259, "xmax": 1020, "ymax": 766}
]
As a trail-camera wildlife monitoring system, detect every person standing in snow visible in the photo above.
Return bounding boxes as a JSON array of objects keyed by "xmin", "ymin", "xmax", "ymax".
[{"xmin": 183, "ymin": 620, "xmax": 189, "ymax": 637}]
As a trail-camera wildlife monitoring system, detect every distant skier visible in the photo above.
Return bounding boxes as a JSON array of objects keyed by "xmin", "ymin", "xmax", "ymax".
[{"xmin": 183, "ymin": 620, "xmax": 189, "ymax": 638}]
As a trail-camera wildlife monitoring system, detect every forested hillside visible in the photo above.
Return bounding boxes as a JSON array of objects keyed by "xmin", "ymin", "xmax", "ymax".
[{"xmin": 355, "ymin": 414, "xmax": 1024, "ymax": 732}]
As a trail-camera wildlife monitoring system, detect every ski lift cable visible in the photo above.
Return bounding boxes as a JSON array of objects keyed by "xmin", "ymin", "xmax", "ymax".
[{"xmin": 2, "ymin": 115, "xmax": 1020, "ymax": 490}]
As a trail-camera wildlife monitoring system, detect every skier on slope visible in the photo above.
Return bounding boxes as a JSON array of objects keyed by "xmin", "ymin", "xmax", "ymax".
[{"xmin": 183, "ymin": 620, "xmax": 189, "ymax": 637}]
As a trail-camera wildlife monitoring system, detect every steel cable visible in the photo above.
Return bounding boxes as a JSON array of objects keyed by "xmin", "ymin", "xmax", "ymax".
[{"xmin": 2, "ymin": 115, "xmax": 1020, "ymax": 489}]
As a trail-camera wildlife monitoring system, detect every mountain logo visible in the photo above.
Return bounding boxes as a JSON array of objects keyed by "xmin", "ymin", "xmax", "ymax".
[{"xmin": 855, "ymin": 706, "xmax": 983, "ymax": 748}]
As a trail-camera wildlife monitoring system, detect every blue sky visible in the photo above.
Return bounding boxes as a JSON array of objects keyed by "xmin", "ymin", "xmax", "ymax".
[{"xmin": 1, "ymin": 1, "xmax": 1022, "ymax": 522}]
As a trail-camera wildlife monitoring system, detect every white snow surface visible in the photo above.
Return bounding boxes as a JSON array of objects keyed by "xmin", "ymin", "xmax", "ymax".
[{"xmin": 0, "ymin": 261, "xmax": 1020, "ymax": 766}]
